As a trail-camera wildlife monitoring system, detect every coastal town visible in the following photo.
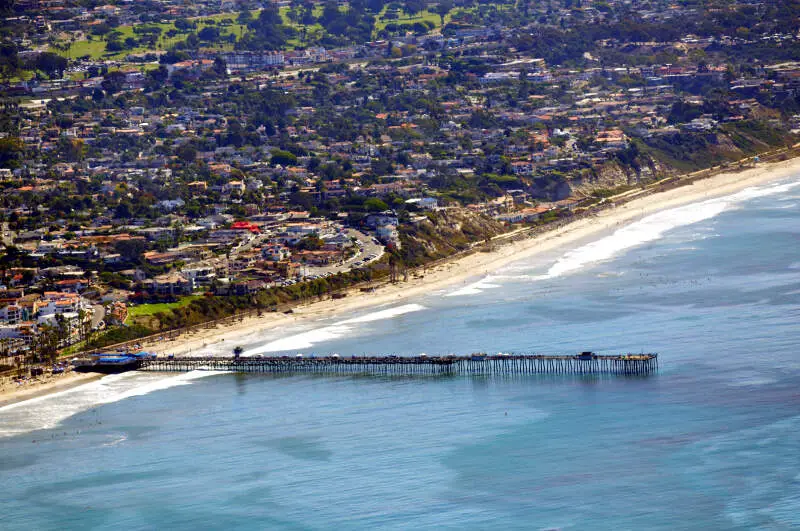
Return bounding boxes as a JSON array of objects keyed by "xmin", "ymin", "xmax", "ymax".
[
  {"xmin": 2, "ymin": 0, "xmax": 800, "ymax": 371},
  {"xmin": 4, "ymin": 0, "xmax": 800, "ymax": 527}
]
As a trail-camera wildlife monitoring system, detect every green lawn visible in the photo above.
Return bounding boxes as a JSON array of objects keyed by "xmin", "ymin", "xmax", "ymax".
[
  {"xmin": 50, "ymin": 4, "xmax": 453, "ymax": 63},
  {"xmin": 51, "ymin": 16, "xmax": 247, "ymax": 61},
  {"xmin": 59, "ymin": 38, "xmax": 108, "ymax": 59},
  {"xmin": 374, "ymin": 8, "xmax": 444, "ymax": 32},
  {"xmin": 59, "ymin": 340, "xmax": 87, "ymax": 357},
  {"xmin": 126, "ymin": 295, "xmax": 203, "ymax": 322}
]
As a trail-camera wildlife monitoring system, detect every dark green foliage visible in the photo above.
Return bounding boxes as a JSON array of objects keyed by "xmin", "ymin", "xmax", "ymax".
[
  {"xmin": 270, "ymin": 149, "xmax": 298, "ymax": 167},
  {"xmin": 317, "ymin": 1, "xmax": 375, "ymax": 43},
  {"xmin": 668, "ymin": 101, "xmax": 703, "ymax": 125},
  {"xmin": 198, "ymin": 26, "xmax": 221, "ymax": 42},
  {"xmin": 27, "ymin": 52, "xmax": 67, "ymax": 79},
  {"xmin": 296, "ymin": 234, "xmax": 324, "ymax": 250},
  {"xmin": 0, "ymin": 137, "xmax": 24, "ymax": 168},
  {"xmin": 238, "ymin": 6, "xmax": 288, "ymax": 50},
  {"xmin": 364, "ymin": 198, "xmax": 389, "ymax": 211},
  {"xmin": 86, "ymin": 324, "xmax": 154, "ymax": 350}
]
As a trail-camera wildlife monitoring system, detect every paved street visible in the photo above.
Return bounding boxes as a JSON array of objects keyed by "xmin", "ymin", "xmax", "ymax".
[
  {"xmin": 305, "ymin": 229, "xmax": 384, "ymax": 277},
  {"xmin": 1, "ymin": 222, "xmax": 15, "ymax": 247},
  {"xmin": 91, "ymin": 304, "xmax": 105, "ymax": 329}
]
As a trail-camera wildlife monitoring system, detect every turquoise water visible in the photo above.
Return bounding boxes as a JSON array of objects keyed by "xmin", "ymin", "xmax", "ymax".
[{"xmin": 2, "ymin": 178, "xmax": 800, "ymax": 529}]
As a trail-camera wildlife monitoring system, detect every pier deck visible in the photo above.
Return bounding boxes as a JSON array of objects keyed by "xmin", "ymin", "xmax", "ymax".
[{"xmin": 137, "ymin": 353, "xmax": 658, "ymax": 376}]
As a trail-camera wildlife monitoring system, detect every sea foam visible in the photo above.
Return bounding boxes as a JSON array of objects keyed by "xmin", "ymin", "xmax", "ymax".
[
  {"xmin": 245, "ymin": 303, "xmax": 427, "ymax": 354},
  {"xmin": 445, "ymin": 277, "xmax": 502, "ymax": 297},
  {"xmin": 541, "ymin": 199, "xmax": 729, "ymax": 279},
  {"xmin": 443, "ymin": 177, "xmax": 800, "ymax": 294},
  {"xmin": 535, "ymin": 178, "xmax": 800, "ymax": 281},
  {"xmin": 0, "ymin": 370, "xmax": 223, "ymax": 438}
]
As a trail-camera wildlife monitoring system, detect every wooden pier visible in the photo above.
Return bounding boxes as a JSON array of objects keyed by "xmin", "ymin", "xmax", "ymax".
[{"xmin": 137, "ymin": 353, "xmax": 658, "ymax": 376}]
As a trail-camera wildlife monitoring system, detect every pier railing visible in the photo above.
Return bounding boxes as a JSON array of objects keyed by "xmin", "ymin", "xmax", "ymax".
[{"xmin": 138, "ymin": 353, "xmax": 658, "ymax": 376}]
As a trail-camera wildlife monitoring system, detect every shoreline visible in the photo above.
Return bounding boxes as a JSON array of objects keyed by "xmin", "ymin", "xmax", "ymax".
[
  {"xmin": 145, "ymin": 155, "xmax": 800, "ymax": 359},
  {"xmin": 0, "ymin": 155, "xmax": 797, "ymax": 406},
  {"xmin": 0, "ymin": 371, "xmax": 104, "ymax": 409}
]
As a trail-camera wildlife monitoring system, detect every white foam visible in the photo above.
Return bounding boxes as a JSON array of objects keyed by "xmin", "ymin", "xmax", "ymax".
[
  {"xmin": 248, "ymin": 326, "xmax": 350, "ymax": 353},
  {"xmin": 246, "ymin": 304, "xmax": 427, "ymax": 354},
  {"xmin": 491, "ymin": 274, "xmax": 538, "ymax": 281},
  {"xmin": 0, "ymin": 370, "xmax": 223, "ymax": 438},
  {"xmin": 105, "ymin": 369, "xmax": 224, "ymax": 401},
  {"xmin": 102, "ymin": 434, "xmax": 128, "ymax": 447},
  {"xmin": 768, "ymin": 202, "xmax": 797, "ymax": 210},
  {"xmin": 536, "ymin": 178, "xmax": 800, "ymax": 280},
  {"xmin": 543, "ymin": 200, "xmax": 729, "ymax": 279},
  {"xmin": 339, "ymin": 303, "xmax": 427, "ymax": 324},
  {"xmin": 726, "ymin": 371, "xmax": 778, "ymax": 387},
  {"xmin": 728, "ymin": 179, "xmax": 800, "ymax": 201},
  {"xmin": 446, "ymin": 277, "xmax": 502, "ymax": 297}
]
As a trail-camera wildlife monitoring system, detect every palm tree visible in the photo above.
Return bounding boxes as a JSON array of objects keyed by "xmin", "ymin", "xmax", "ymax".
[{"xmin": 233, "ymin": 345, "xmax": 244, "ymax": 358}]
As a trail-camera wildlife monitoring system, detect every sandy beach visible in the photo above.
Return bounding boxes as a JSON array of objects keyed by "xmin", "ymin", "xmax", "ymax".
[
  {"xmin": 0, "ymin": 370, "xmax": 104, "ymax": 408},
  {"xmin": 142, "ymin": 156, "xmax": 800, "ymax": 359},
  {"xmin": 1, "ymin": 155, "xmax": 797, "ymax": 407}
]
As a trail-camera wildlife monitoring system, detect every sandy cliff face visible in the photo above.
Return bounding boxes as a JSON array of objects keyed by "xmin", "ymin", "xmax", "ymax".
[
  {"xmin": 399, "ymin": 209, "xmax": 505, "ymax": 266},
  {"xmin": 568, "ymin": 158, "xmax": 664, "ymax": 196},
  {"xmin": 570, "ymin": 162, "xmax": 635, "ymax": 195}
]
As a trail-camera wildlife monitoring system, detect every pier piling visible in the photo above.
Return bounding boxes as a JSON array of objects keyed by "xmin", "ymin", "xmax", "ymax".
[{"xmin": 137, "ymin": 353, "xmax": 658, "ymax": 377}]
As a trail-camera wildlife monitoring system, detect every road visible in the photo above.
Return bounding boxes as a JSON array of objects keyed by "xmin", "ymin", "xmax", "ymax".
[
  {"xmin": 305, "ymin": 229, "xmax": 385, "ymax": 277},
  {"xmin": 91, "ymin": 304, "xmax": 105, "ymax": 330},
  {"xmin": 1, "ymin": 222, "xmax": 15, "ymax": 247},
  {"xmin": 224, "ymin": 227, "xmax": 384, "ymax": 278}
]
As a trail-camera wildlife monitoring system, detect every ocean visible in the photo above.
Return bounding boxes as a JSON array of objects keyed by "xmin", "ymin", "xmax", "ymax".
[{"xmin": 1, "ymin": 176, "xmax": 799, "ymax": 530}]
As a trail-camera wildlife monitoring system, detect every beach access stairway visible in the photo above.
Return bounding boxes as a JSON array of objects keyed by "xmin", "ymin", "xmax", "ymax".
[{"xmin": 137, "ymin": 353, "xmax": 658, "ymax": 376}]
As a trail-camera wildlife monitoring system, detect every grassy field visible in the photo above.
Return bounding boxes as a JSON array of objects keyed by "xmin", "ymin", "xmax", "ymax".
[
  {"xmin": 126, "ymin": 295, "xmax": 203, "ymax": 324},
  {"xmin": 51, "ymin": 17, "xmax": 247, "ymax": 61},
  {"xmin": 50, "ymin": 4, "xmax": 453, "ymax": 63},
  {"xmin": 374, "ymin": 8, "xmax": 443, "ymax": 32}
]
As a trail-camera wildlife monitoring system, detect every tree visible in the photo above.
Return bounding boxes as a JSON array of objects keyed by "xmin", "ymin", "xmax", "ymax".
[
  {"xmin": 101, "ymin": 71, "xmax": 127, "ymax": 94},
  {"xmin": 185, "ymin": 32, "xmax": 200, "ymax": 48},
  {"xmin": 237, "ymin": 10, "xmax": 253, "ymax": 25},
  {"xmin": 198, "ymin": 26, "xmax": 221, "ymax": 42},
  {"xmin": 297, "ymin": 234, "xmax": 324, "ymax": 250},
  {"xmin": 270, "ymin": 149, "xmax": 298, "ymax": 166},
  {"xmin": 174, "ymin": 18, "xmax": 196, "ymax": 31},
  {"xmin": 0, "ymin": 0, "xmax": 17, "ymax": 15},
  {"xmin": 404, "ymin": 0, "xmax": 426, "ymax": 16},
  {"xmin": 176, "ymin": 144, "xmax": 198, "ymax": 163},
  {"xmin": 0, "ymin": 137, "xmax": 24, "ymax": 169},
  {"xmin": 364, "ymin": 198, "xmax": 389, "ymax": 211},
  {"xmin": 106, "ymin": 39, "xmax": 124, "ymax": 52},
  {"xmin": 147, "ymin": 65, "xmax": 169, "ymax": 84},
  {"xmin": 212, "ymin": 56, "xmax": 227, "ymax": 78},
  {"xmin": 56, "ymin": 137, "xmax": 86, "ymax": 162},
  {"xmin": 115, "ymin": 238, "xmax": 147, "ymax": 263},
  {"xmin": 30, "ymin": 323, "xmax": 60, "ymax": 364},
  {"xmin": 78, "ymin": 309, "xmax": 93, "ymax": 344},
  {"xmin": 434, "ymin": 0, "xmax": 453, "ymax": 25},
  {"xmin": 233, "ymin": 345, "xmax": 244, "ymax": 358},
  {"xmin": 239, "ymin": 6, "xmax": 287, "ymax": 50},
  {"xmin": 0, "ymin": 42, "xmax": 20, "ymax": 82},
  {"xmin": 32, "ymin": 52, "xmax": 67, "ymax": 79}
]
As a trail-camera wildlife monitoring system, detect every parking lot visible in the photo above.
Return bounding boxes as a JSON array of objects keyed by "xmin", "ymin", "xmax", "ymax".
[{"xmin": 303, "ymin": 229, "xmax": 385, "ymax": 279}]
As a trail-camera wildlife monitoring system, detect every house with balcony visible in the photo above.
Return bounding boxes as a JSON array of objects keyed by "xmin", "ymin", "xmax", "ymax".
[{"xmin": 141, "ymin": 273, "xmax": 192, "ymax": 297}]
